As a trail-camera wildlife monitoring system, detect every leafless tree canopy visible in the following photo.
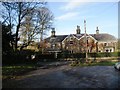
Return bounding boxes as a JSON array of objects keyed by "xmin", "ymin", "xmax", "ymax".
[{"xmin": 1, "ymin": 2, "xmax": 54, "ymax": 51}]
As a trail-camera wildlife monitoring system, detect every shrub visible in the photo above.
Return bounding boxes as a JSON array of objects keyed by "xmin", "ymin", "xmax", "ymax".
[
  {"xmin": 58, "ymin": 53, "xmax": 86, "ymax": 59},
  {"xmin": 2, "ymin": 50, "xmax": 36, "ymax": 65}
]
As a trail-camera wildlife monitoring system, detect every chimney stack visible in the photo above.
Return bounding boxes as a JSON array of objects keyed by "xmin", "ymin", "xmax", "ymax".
[
  {"xmin": 51, "ymin": 28, "xmax": 55, "ymax": 37},
  {"xmin": 76, "ymin": 25, "xmax": 81, "ymax": 34},
  {"xmin": 96, "ymin": 27, "xmax": 99, "ymax": 34}
]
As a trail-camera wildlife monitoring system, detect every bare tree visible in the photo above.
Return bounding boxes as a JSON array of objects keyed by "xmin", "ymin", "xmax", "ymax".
[
  {"xmin": 1, "ymin": 2, "xmax": 46, "ymax": 51},
  {"xmin": 19, "ymin": 6, "xmax": 54, "ymax": 51},
  {"xmin": 34, "ymin": 7, "xmax": 54, "ymax": 53},
  {"xmin": 19, "ymin": 14, "xmax": 35, "ymax": 50},
  {"xmin": 1, "ymin": 2, "xmax": 16, "ymax": 49}
]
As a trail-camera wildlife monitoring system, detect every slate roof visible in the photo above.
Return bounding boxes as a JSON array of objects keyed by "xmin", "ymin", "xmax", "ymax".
[
  {"xmin": 90, "ymin": 33, "xmax": 117, "ymax": 42},
  {"xmin": 44, "ymin": 33, "xmax": 117, "ymax": 43},
  {"xmin": 45, "ymin": 35, "xmax": 68, "ymax": 43}
]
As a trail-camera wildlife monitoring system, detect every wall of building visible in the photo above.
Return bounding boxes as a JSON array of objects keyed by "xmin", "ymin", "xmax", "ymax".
[
  {"xmin": 97, "ymin": 42, "xmax": 117, "ymax": 52},
  {"xmin": 62, "ymin": 35, "xmax": 80, "ymax": 53},
  {"xmin": 44, "ymin": 35, "xmax": 117, "ymax": 53}
]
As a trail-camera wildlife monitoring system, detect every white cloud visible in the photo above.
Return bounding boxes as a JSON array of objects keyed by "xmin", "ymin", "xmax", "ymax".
[
  {"xmin": 47, "ymin": 0, "xmax": 119, "ymax": 2},
  {"xmin": 2, "ymin": 0, "xmax": 119, "ymax": 2},
  {"xmin": 59, "ymin": 0, "xmax": 119, "ymax": 11},
  {"xmin": 55, "ymin": 12, "xmax": 79, "ymax": 21},
  {"xmin": 60, "ymin": 0, "xmax": 82, "ymax": 11}
]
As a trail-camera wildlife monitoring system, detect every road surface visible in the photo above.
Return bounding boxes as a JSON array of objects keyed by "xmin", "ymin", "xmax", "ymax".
[{"xmin": 3, "ymin": 62, "xmax": 120, "ymax": 88}]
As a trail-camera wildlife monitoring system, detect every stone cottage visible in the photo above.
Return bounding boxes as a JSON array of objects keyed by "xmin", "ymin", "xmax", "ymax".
[{"xmin": 41, "ymin": 25, "xmax": 117, "ymax": 53}]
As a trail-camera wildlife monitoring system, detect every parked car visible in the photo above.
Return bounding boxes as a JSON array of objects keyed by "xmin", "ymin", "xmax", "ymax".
[{"xmin": 114, "ymin": 62, "xmax": 120, "ymax": 71}]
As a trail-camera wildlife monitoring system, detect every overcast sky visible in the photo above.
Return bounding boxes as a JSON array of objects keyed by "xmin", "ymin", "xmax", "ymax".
[{"xmin": 47, "ymin": 0, "xmax": 118, "ymax": 38}]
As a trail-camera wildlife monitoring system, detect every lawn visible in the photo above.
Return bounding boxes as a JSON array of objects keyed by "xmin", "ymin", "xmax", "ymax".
[
  {"xmin": 2, "ymin": 63, "xmax": 37, "ymax": 80},
  {"xmin": 70, "ymin": 61, "xmax": 118, "ymax": 67}
]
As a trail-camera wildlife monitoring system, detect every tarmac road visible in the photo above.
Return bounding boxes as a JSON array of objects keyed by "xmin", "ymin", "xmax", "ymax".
[{"xmin": 2, "ymin": 62, "xmax": 120, "ymax": 88}]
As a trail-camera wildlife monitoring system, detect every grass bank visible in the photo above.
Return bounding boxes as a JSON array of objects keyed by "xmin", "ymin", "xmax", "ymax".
[
  {"xmin": 70, "ymin": 61, "xmax": 118, "ymax": 67},
  {"xmin": 2, "ymin": 63, "xmax": 37, "ymax": 80}
]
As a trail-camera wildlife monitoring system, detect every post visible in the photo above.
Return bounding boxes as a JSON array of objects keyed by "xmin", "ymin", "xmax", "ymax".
[{"xmin": 84, "ymin": 20, "xmax": 88, "ymax": 63}]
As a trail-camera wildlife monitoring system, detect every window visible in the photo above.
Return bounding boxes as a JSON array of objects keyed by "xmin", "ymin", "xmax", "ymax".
[
  {"xmin": 110, "ymin": 49, "xmax": 112, "ymax": 52},
  {"xmin": 106, "ymin": 49, "xmax": 108, "ymax": 52},
  {"xmin": 70, "ymin": 41, "xmax": 73, "ymax": 44},
  {"xmin": 104, "ymin": 43, "xmax": 107, "ymax": 46},
  {"xmin": 69, "ymin": 37, "xmax": 74, "ymax": 45},
  {"xmin": 70, "ymin": 50, "xmax": 73, "ymax": 53}
]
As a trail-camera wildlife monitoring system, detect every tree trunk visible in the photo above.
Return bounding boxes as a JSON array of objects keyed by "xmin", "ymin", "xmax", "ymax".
[
  {"xmin": 15, "ymin": 24, "xmax": 20, "ymax": 51},
  {"xmin": 96, "ymin": 42, "xmax": 98, "ymax": 52},
  {"xmin": 15, "ymin": 3, "xmax": 21, "ymax": 51},
  {"xmin": 40, "ymin": 24, "xmax": 44, "ymax": 54},
  {"xmin": 20, "ymin": 44, "xmax": 28, "ymax": 51}
]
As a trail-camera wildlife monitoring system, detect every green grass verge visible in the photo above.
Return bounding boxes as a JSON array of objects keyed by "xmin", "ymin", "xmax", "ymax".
[
  {"xmin": 70, "ymin": 61, "xmax": 118, "ymax": 67},
  {"xmin": 2, "ymin": 64, "xmax": 37, "ymax": 80}
]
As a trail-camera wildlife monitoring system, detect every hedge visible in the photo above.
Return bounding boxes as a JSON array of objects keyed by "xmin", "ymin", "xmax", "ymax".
[
  {"xmin": 88, "ymin": 52, "xmax": 119, "ymax": 57},
  {"xmin": 57, "ymin": 52, "xmax": 120, "ymax": 59},
  {"xmin": 2, "ymin": 50, "xmax": 36, "ymax": 65},
  {"xmin": 3, "ymin": 50, "xmax": 120, "ymax": 64}
]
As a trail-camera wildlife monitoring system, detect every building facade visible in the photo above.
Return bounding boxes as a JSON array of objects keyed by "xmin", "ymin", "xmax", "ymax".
[{"xmin": 42, "ymin": 26, "xmax": 117, "ymax": 53}]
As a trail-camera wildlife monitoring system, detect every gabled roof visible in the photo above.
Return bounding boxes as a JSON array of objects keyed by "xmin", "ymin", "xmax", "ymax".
[
  {"xmin": 45, "ymin": 35, "xmax": 68, "ymax": 43},
  {"xmin": 44, "ymin": 33, "xmax": 117, "ymax": 43},
  {"xmin": 73, "ymin": 34, "xmax": 84, "ymax": 39}
]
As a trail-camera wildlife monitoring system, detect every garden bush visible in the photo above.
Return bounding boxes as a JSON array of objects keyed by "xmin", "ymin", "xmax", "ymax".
[
  {"xmin": 58, "ymin": 53, "xmax": 86, "ymax": 59},
  {"xmin": 56, "ymin": 52, "xmax": 119, "ymax": 59},
  {"xmin": 3, "ymin": 50, "xmax": 36, "ymax": 65},
  {"xmin": 3, "ymin": 50, "xmax": 120, "ymax": 65}
]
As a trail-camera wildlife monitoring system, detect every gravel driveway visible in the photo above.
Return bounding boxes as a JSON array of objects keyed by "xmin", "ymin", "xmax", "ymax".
[{"xmin": 3, "ymin": 63, "xmax": 120, "ymax": 88}]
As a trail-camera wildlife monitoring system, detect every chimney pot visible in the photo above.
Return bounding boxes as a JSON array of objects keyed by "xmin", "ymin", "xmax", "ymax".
[
  {"xmin": 96, "ymin": 27, "xmax": 99, "ymax": 34},
  {"xmin": 51, "ymin": 28, "xmax": 55, "ymax": 37},
  {"xmin": 76, "ymin": 25, "xmax": 81, "ymax": 34}
]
